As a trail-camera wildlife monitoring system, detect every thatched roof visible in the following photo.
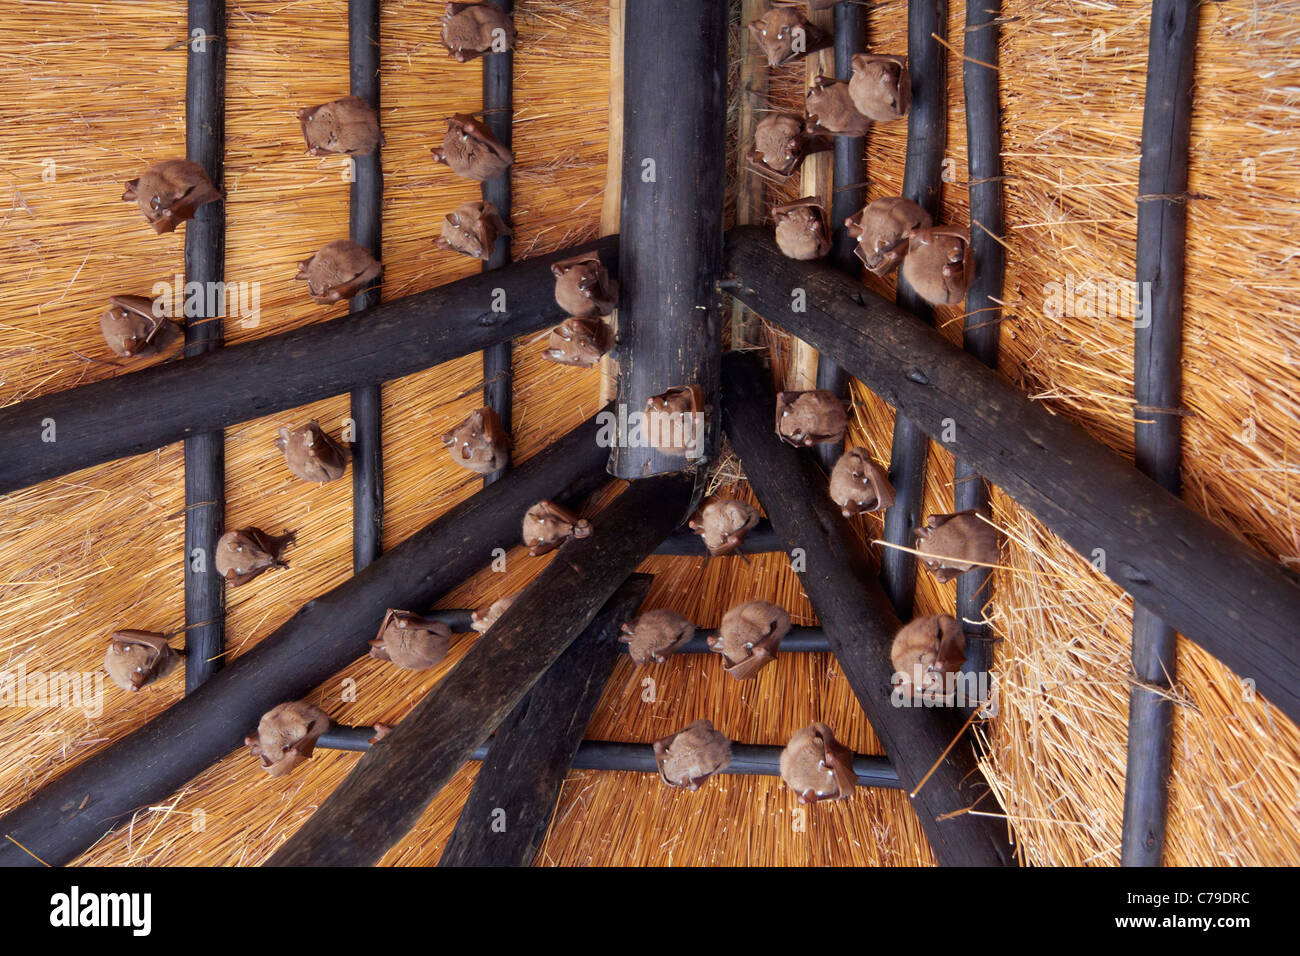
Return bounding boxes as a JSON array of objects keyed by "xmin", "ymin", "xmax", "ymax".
[{"xmin": 0, "ymin": 0, "xmax": 1296, "ymax": 866}]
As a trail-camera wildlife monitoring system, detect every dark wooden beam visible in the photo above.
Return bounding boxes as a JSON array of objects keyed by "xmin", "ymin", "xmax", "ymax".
[
  {"xmin": 722, "ymin": 351, "xmax": 1013, "ymax": 866},
  {"xmin": 609, "ymin": 0, "xmax": 725, "ymax": 477},
  {"xmin": 879, "ymin": 0, "xmax": 947, "ymax": 619},
  {"xmin": 953, "ymin": 0, "xmax": 1005, "ymax": 692},
  {"xmin": 725, "ymin": 226, "xmax": 1300, "ymax": 725},
  {"xmin": 814, "ymin": 0, "xmax": 867, "ymax": 473},
  {"xmin": 438, "ymin": 574, "xmax": 651, "ymax": 867},
  {"xmin": 316, "ymin": 731, "xmax": 901, "ymax": 790},
  {"xmin": 1123, "ymin": 0, "xmax": 1199, "ymax": 868},
  {"xmin": 481, "ymin": 0, "xmax": 514, "ymax": 488},
  {"xmin": 265, "ymin": 472, "xmax": 694, "ymax": 866},
  {"xmin": 652, "ymin": 517, "xmax": 780, "ymax": 555},
  {"xmin": 349, "ymin": 0, "xmax": 384, "ymax": 571},
  {"xmin": 0, "ymin": 414, "xmax": 610, "ymax": 867},
  {"xmin": 183, "ymin": 0, "xmax": 227, "ymax": 692},
  {"xmin": 0, "ymin": 238, "xmax": 616, "ymax": 494}
]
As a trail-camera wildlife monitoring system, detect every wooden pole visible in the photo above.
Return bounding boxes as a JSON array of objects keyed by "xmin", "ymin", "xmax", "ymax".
[
  {"xmin": 725, "ymin": 226, "xmax": 1300, "ymax": 726},
  {"xmin": 729, "ymin": 0, "xmax": 768, "ymax": 350},
  {"xmin": 265, "ymin": 473, "xmax": 694, "ymax": 866},
  {"xmin": 0, "ymin": 238, "xmax": 616, "ymax": 494},
  {"xmin": 480, "ymin": 0, "xmax": 514, "ymax": 487},
  {"xmin": 814, "ymin": 0, "xmax": 867, "ymax": 473},
  {"xmin": 788, "ymin": 3, "xmax": 837, "ymax": 393},
  {"xmin": 317, "ymin": 731, "xmax": 901, "ymax": 790},
  {"xmin": 0, "ymin": 414, "xmax": 611, "ymax": 867},
  {"xmin": 1122, "ymin": 0, "xmax": 1199, "ymax": 868},
  {"xmin": 438, "ymin": 574, "xmax": 652, "ymax": 866},
  {"xmin": 349, "ymin": 0, "xmax": 384, "ymax": 571},
  {"xmin": 183, "ymin": 0, "xmax": 227, "ymax": 691},
  {"xmin": 609, "ymin": 0, "xmax": 726, "ymax": 478},
  {"xmin": 879, "ymin": 0, "xmax": 947, "ymax": 618},
  {"xmin": 953, "ymin": 0, "xmax": 1005, "ymax": 693},
  {"xmin": 598, "ymin": 0, "xmax": 624, "ymax": 403},
  {"xmin": 721, "ymin": 351, "xmax": 1014, "ymax": 867}
]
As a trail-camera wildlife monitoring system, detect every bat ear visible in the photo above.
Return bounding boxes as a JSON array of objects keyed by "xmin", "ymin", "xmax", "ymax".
[{"xmin": 121, "ymin": 179, "xmax": 139, "ymax": 201}]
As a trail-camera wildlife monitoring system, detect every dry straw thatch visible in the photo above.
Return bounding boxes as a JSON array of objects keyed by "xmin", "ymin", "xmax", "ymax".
[{"xmin": 0, "ymin": 0, "xmax": 1297, "ymax": 866}]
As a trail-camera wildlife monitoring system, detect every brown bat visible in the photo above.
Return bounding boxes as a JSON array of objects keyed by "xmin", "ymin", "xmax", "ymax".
[
  {"xmin": 275, "ymin": 421, "xmax": 351, "ymax": 484},
  {"xmin": 215, "ymin": 527, "xmax": 296, "ymax": 586},
  {"xmin": 707, "ymin": 600, "xmax": 791, "ymax": 680},
  {"xmin": 103, "ymin": 630, "xmax": 179, "ymax": 693},
  {"xmin": 369, "ymin": 610, "xmax": 453, "ymax": 670},
  {"xmin": 122, "ymin": 159, "xmax": 223, "ymax": 234},
  {"xmin": 295, "ymin": 239, "xmax": 382, "ymax": 304}
]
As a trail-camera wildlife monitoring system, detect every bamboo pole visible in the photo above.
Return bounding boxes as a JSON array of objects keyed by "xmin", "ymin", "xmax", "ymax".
[
  {"xmin": 1122, "ymin": 0, "xmax": 1200, "ymax": 868},
  {"xmin": 953, "ymin": 0, "xmax": 1004, "ymax": 694},
  {"xmin": 183, "ymin": 0, "xmax": 227, "ymax": 691},
  {"xmin": 438, "ymin": 574, "xmax": 652, "ymax": 866},
  {"xmin": 0, "ymin": 414, "xmax": 611, "ymax": 867},
  {"xmin": 879, "ymin": 0, "xmax": 947, "ymax": 619},
  {"xmin": 265, "ymin": 473, "xmax": 694, "ymax": 866},
  {"xmin": 349, "ymin": 0, "xmax": 384, "ymax": 571},
  {"xmin": 721, "ymin": 350, "xmax": 1014, "ymax": 867},
  {"xmin": 0, "ymin": 238, "xmax": 617, "ymax": 494},
  {"xmin": 481, "ymin": 0, "xmax": 514, "ymax": 488},
  {"xmin": 725, "ymin": 226, "xmax": 1300, "ymax": 727}
]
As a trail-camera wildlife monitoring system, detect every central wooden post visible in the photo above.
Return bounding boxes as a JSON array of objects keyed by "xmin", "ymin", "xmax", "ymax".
[{"xmin": 609, "ymin": 0, "xmax": 726, "ymax": 478}]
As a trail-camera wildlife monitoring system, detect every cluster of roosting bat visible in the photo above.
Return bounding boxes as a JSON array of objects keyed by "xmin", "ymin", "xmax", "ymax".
[
  {"xmin": 746, "ymin": 3, "xmax": 973, "ymax": 307},
  {"xmin": 102, "ymin": 377, "xmax": 1000, "ymax": 792}
]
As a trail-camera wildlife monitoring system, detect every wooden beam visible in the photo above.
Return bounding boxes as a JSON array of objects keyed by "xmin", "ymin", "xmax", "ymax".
[
  {"xmin": 183, "ymin": 0, "xmax": 227, "ymax": 691},
  {"xmin": 726, "ymin": 226, "xmax": 1300, "ymax": 726},
  {"xmin": 879, "ymin": 0, "xmax": 947, "ymax": 619},
  {"xmin": 0, "ymin": 238, "xmax": 617, "ymax": 494},
  {"xmin": 722, "ymin": 351, "xmax": 1014, "ymax": 866},
  {"xmin": 0, "ymin": 414, "xmax": 611, "ymax": 867},
  {"xmin": 814, "ymin": 0, "xmax": 867, "ymax": 473},
  {"xmin": 1123, "ymin": 0, "xmax": 1199, "ymax": 868},
  {"xmin": 953, "ymin": 0, "xmax": 1005, "ymax": 691},
  {"xmin": 653, "ymin": 517, "xmax": 780, "ymax": 555},
  {"xmin": 316, "ymin": 731, "xmax": 901, "ymax": 790},
  {"xmin": 438, "ymin": 574, "xmax": 652, "ymax": 866},
  {"xmin": 481, "ymin": 0, "xmax": 514, "ymax": 487},
  {"xmin": 609, "ymin": 0, "xmax": 726, "ymax": 478},
  {"xmin": 265, "ymin": 472, "xmax": 694, "ymax": 866},
  {"xmin": 349, "ymin": 0, "xmax": 384, "ymax": 571}
]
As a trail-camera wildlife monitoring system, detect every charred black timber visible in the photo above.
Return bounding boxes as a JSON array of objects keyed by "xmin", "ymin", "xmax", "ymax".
[
  {"xmin": 610, "ymin": 0, "xmax": 725, "ymax": 478},
  {"xmin": 183, "ymin": 0, "xmax": 227, "ymax": 692},
  {"xmin": 0, "ymin": 414, "xmax": 611, "ymax": 867},
  {"xmin": 953, "ymin": 0, "xmax": 1005, "ymax": 690},
  {"xmin": 879, "ymin": 0, "xmax": 947, "ymax": 618},
  {"xmin": 438, "ymin": 574, "xmax": 651, "ymax": 867},
  {"xmin": 723, "ymin": 352, "xmax": 1013, "ymax": 866},
  {"xmin": 349, "ymin": 0, "xmax": 384, "ymax": 571},
  {"xmin": 481, "ymin": 0, "xmax": 513, "ymax": 488},
  {"xmin": 1123, "ymin": 0, "xmax": 1199, "ymax": 868},
  {"xmin": 0, "ymin": 238, "xmax": 617, "ymax": 495},
  {"xmin": 814, "ymin": 0, "xmax": 867, "ymax": 474},
  {"xmin": 316, "ymin": 731, "xmax": 901, "ymax": 790},
  {"xmin": 653, "ymin": 517, "xmax": 781, "ymax": 555},
  {"xmin": 266, "ymin": 472, "xmax": 694, "ymax": 866},
  {"xmin": 726, "ymin": 226, "xmax": 1300, "ymax": 726}
]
